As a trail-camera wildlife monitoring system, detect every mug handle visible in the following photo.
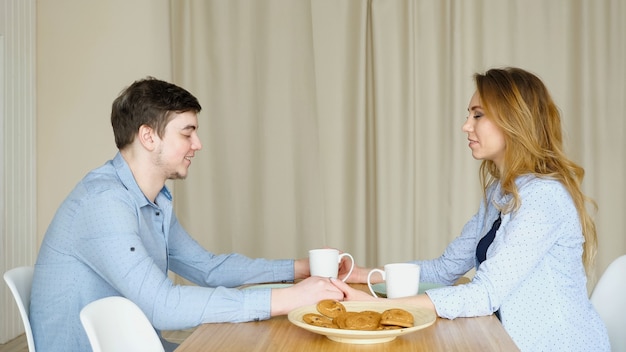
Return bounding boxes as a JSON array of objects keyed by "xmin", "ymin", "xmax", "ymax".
[
  {"xmin": 367, "ymin": 268, "xmax": 385, "ymax": 297},
  {"xmin": 338, "ymin": 253, "xmax": 355, "ymax": 282}
]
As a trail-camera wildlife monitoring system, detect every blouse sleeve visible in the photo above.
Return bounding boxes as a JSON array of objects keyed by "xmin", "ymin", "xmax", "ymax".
[
  {"xmin": 413, "ymin": 209, "xmax": 483, "ymax": 285},
  {"xmin": 426, "ymin": 179, "xmax": 578, "ymax": 318}
]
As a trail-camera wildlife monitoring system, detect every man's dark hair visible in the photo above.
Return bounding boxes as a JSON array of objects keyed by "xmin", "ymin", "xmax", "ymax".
[{"xmin": 111, "ymin": 77, "xmax": 202, "ymax": 149}]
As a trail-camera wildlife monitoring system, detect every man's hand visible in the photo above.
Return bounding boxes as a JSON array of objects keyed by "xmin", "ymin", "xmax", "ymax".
[{"xmin": 270, "ymin": 276, "xmax": 344, "ymax": 316}]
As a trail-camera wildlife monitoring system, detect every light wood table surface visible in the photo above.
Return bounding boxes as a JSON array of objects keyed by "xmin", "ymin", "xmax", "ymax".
[{"xmin": 175, "ymin": 284, "xmax": 519, "ymax": 352}]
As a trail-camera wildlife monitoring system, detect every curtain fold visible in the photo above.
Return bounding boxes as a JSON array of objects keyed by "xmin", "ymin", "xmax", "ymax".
[{"xmin": 170, "ymin": 0, "xmax": 626, "ymax": 281}]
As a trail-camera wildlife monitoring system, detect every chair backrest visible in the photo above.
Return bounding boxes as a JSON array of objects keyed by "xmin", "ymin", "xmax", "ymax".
[
  {"xmin": 3, "ymin": 266, "xmax": 36, "ymax": 352},
  {"xmin": 590, "ymin": 254, "xmax": 626, "ymax": 352},
  {"xmin": 80, "ymin": 296, "xmax": 165, "ymax": 352}
]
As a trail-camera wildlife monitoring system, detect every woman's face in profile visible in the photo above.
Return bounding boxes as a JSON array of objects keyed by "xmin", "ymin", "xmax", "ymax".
[{"xmin": 462, "ymin": 91, "xmax": 506, "ymax": 171}]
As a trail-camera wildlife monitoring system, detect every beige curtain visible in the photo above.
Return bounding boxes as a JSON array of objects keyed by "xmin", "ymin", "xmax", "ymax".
[{"xmin": 170, "ymin": 0, "xmax": 626, "ymax": 281}]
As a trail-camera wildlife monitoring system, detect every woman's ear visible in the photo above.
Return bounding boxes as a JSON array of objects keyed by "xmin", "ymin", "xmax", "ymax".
[{"xmin": 137, "ymin": 124, "xmax": 157, "ymax": 151}]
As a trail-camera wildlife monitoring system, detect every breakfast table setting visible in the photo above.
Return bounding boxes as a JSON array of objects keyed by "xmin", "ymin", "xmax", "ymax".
[{"xmin": 174, "ymin": 282, "xmax": 519, "ymax": 351}]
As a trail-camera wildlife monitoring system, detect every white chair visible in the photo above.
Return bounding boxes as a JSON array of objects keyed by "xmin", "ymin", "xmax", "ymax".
[
  {"xmin": 3, "ymin": 266, "xmax": 36, "ymax": 352},
  {"xmin": 591, "ymin": 254, "xmax": 626, "ymax": 352},
  {"xmin": 80, "ymin": 296, "xmax": 165, "ymax": 352}
]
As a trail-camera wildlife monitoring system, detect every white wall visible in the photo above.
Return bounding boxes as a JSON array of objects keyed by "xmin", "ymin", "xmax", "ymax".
[
  {"xmin": 2, "ymin": 0, "xmax": 171, "ymax": 343},
  {"xmin": 36, "ymin": 0, "xmax": 172, "ymax": 244}
]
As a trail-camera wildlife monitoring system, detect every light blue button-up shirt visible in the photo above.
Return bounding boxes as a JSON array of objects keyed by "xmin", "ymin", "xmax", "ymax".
[
  {"xmin": 30, "ymin": 153, "xmax": 294, "ymax": 352},
  {"xmin": 415, "ymin": 175, "xmax": 610, "ymax": 352}
]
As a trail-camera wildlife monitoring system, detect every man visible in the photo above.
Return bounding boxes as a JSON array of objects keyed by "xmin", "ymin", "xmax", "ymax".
[{"xmin": 30, "ymin": 77, "xmax": 345, "ymax": 352}]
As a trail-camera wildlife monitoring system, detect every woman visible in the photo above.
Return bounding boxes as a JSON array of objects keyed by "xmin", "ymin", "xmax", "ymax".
[{"xmin": 333, "ymin": 67, "xmax": 610, "ymax": 351}]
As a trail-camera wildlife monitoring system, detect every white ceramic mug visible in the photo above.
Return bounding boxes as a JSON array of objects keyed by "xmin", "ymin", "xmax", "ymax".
[
  {"xmin": 309, "ymin": 248, "xmax": 355, "ymax": 282},
  {"xmin": 367, "ymin": 263, "xmax": 420, "ymax": 298}
]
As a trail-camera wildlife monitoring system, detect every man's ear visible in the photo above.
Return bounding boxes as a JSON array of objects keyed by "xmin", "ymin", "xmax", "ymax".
[{"xmin": 138, "ymin": 124, "xmax": 157, "ymax": 151}]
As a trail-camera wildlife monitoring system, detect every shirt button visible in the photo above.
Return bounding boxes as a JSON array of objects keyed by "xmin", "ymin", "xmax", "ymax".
[{"xmin": 156, "ymin": 212, "xmax": 160, "ymax": 216}]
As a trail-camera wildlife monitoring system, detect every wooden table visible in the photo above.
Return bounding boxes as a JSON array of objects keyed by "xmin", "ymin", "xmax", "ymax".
[{"xmin": 175, "ymin": 284, "xmax": 519, "ymax": 352}]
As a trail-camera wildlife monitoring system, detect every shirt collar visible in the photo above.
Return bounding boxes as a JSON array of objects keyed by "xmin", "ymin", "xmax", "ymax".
[
  {"xmin": 491, "ymin": 174, "xmax": 536, "ymax": 209},
  {"xmin": 112, "ymin": 152, "xmax": 172, "ymax": 206}
]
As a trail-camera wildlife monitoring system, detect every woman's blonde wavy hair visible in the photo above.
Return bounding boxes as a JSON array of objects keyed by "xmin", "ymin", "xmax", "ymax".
[{"xmin": 474, "ymin": 67, "xmax": 597, "ymax": 274}]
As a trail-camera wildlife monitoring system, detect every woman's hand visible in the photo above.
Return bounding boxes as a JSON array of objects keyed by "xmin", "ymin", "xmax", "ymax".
[
  {"xmin": 329, "ymin": 277, "xmax": 379, "ymax": 302},
  {"xmin": 343, "ymin": 266, "xmax": 381, "ymax": 284},
  {"xmin": 331, "ymin": 278, "xmax": 438, "ymax": 315}
]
